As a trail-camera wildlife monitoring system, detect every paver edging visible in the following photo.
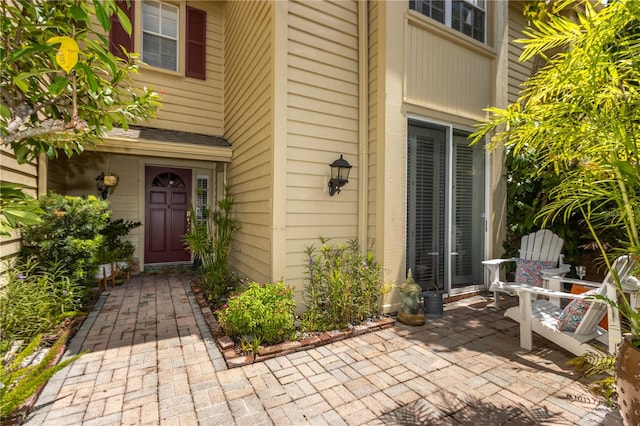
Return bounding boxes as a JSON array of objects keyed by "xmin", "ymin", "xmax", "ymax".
[{"xmin": 190, "ymin": 282, "xmax": 396, "ymax": 369}]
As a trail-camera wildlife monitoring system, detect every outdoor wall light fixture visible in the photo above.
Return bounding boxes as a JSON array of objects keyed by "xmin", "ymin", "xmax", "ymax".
[
  {"xmin": 328, "ymin": 155, "xmax": 352, "ymax": 196},
  {"xmin": 96, "ymin": 172, "xmax": 119, "ymax": 200}
]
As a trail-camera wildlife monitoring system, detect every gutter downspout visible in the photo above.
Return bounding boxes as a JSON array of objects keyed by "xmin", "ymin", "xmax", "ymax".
[{"xmin": 358, "ymin": 0, "xmax": 369, "ymax": 253}]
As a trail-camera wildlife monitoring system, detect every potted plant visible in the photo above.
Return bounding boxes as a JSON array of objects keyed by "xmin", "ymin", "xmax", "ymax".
[
  {"xmin": 471, "ymin": 1, "xmax": 640, "ymax": 422},
  {"xmin": 97, "ymin": 218, "xmax": 141, "ymax": 284}
]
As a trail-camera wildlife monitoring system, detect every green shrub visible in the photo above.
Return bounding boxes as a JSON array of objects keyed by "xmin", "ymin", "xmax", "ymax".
[
  {"xmin": 99, "ymin": 218, "xmax": 141, "ymax": 263},
  {"xmin": 302, "ymin": 238, "xmax": 382, "ymax": 331},
  {"xmin": 216, "ymin": 282, "xmax": 296, "ymax": 345},
  {"xmin": 19, "ymin": 193, "xmax": 109, "ymax": 283},
  {"xmin": 0, "ymin": 259, "xmax": 89, "ymax": 350}
]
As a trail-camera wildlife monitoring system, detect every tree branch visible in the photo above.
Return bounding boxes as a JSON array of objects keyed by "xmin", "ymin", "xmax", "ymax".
[{"xmin": 1, "ymin": 118, "xmax": 87, "ymax": 145}]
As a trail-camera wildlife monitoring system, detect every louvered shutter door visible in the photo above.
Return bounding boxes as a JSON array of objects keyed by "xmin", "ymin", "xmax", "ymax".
[
  {"xmin": 415, "ymin": 134, "xmax": 436, "ymax": 289},
  {"xmin": 186, "ymin": 6, "xmax": 206, "ymax": 80},
  {"xmin": 110, "ymin": 0, "xmax": 135, "ymax": 58},
  {"xmin": 407, "ymin": 127, "xmax": 446, "ymax": 291},
  {"xmin": 453, "ymin": 139, "xmax": 474, "ymax": 277}
]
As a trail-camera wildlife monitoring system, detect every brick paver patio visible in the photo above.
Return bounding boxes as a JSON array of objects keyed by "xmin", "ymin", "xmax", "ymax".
[{"xmin": 23, "ymin": 274, "xmax": 611, "ymax": 425}]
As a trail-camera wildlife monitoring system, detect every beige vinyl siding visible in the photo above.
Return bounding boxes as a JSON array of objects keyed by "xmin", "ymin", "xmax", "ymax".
[
  {"xmin": 405, "ymin": 13, "xmax": 494, "ymax": 121},
  {"xmin": 367, "ymin": 0, "xmax": 379, "ymax": 257},
  {"xmin": 285, "ymin": 0, "xmax": 360, "ymax": 297},
  {"xmin": 224, "ymin": 0, "xmax": 274, "ymax": 284},
  {"xmin": 0, "ymin": 147, "xmax": 38, "ymax": 262},
  {"xmin": 508, "ymin": 3, "xmax": 531, "ymax": 104},
  {"xmin": 129, "ymin": 1, "xmax": 224, "ymax": 136}
]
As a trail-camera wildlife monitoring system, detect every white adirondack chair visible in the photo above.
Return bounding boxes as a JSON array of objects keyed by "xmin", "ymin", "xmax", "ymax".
[
  {"xmin": 504, "ymin": 255, "xmax": 638, "ymax": 356},
  {"xmin": 482, "ymin": 229, "xmax": 570, "ymax": 308}
]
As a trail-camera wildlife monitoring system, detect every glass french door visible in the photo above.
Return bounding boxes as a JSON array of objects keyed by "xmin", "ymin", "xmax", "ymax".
[{"xmin": 406, "ymin": 119, "xmax": 486, "ymax": 294}]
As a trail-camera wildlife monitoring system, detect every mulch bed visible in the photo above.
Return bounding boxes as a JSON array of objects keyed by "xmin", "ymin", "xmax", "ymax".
[{"xmin": 190, "ymin": 283, "xmax": 396, "ymax": 368}]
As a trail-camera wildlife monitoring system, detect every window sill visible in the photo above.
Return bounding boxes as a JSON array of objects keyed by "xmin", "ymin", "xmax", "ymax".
[{"xmin": 140, "ymin": 63, "xmax": 184, "ymax": 79}]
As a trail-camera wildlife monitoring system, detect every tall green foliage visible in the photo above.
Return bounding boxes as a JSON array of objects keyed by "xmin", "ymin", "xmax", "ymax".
[
  {"xmin": 0, "ymin": 259, "xmax": 89, "ymax": 349},
  {"xmin": 471, "ymin": 0, "xmax": 640, "ymax": 339},
  {"xmin": 184, "ymin": 184, "xmax": 241, "ymax": 302},
  {"xmin": 19, "ymin": 193, "xmax": 109, "ymax": 283},
  {"xmin": 302, "ymin": 238, "xmax": 382, "ymax": 331},
  {"xmin": 502, "ymin": 145, "xmax": 583, "ymax": 259}
]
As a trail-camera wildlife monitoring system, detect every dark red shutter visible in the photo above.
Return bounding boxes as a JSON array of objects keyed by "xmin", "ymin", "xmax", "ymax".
[
  {"xmin": 109, "ymin": 0, "xmax": 135, "ymax": 58},
  {"xmin": 186, "ymin": 6, "xmax": 206, "ymax": 80}
]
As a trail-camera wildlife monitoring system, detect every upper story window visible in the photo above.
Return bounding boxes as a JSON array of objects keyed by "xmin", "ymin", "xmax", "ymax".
[
  {"xmin": 109, "ymin": 0, "xmax": 207, "ymax": 80},
  {"xmin": 409, "ymin": 0, "xmax": 485, "ymax": 43},
  {"xmin": 142, "ymin": 1, "xmax": 178, "ymax": 72}
]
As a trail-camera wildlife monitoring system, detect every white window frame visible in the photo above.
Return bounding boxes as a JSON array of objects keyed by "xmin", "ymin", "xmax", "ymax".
[
  {"xmin": 142, "ymin": 0, "xmax": 179, "ymax": 72},
  {"xmin": 410, "ymin": 0, "xmax": 486, "ymax": 43},
  {"xmin": 195, "ymin": 175, "xmax": 209, "ymax": 224}
]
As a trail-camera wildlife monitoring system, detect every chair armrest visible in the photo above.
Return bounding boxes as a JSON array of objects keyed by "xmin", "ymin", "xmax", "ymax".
[
  {"xmin": 543, "ymin": 275, "xmax": 602, "ymax": 288},
  {"xmin": 540, "ymin": 264, "xmax": 571, "ymax": 277},
  {"xmin": 513, "ymin": 285, "xmax": 607, "ymax": 303},
  {"xmin": 482, "ymin": 258, "xmax": 518, "ymax": 284},
  {"xmin": 482, "ymin": 258, "xmax": 518, "ymax": 267}
]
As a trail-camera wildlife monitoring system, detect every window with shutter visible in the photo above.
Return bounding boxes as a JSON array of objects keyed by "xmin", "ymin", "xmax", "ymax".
[
  {"xmin": 109, "ymin": 0, "xmax": 135, "ymax": 58},
  {"xmin": 142, "ymin": 0, "xmax": 178, "ymax": 72},
  {"xmin": 186, "ymin": 6, "xmax": 206, "ymax": 80}
]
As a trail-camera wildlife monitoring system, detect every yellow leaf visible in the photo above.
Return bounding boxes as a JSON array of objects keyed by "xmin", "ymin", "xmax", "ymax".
[{"xmin": 47, "ymin": 36, "xmax": 79, "ymax": 73}]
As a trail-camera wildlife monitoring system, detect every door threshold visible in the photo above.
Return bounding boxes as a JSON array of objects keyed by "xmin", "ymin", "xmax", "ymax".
[{"xmin": 143, "ymin": 262, "xmax": 193, "ymax": 274}]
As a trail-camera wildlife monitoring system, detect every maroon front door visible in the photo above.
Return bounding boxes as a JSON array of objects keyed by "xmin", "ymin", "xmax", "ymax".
[{"xmin": 145, "ymin": 166, "xmax": 192, "ymax": 264}]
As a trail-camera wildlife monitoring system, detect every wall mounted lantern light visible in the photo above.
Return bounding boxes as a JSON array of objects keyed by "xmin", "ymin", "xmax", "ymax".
[
  {"xmin": 96, "ymin": 172, "xmax": 119, "ymax": 200},
  {"xmin": 328, "ymin": 155, "xmax": 352, "ymax": 196}
]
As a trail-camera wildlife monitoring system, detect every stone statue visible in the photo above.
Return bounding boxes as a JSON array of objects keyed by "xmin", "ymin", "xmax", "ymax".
[{"xmin": 397, "ymin": 269, "xmax": 425, "ymax": 326}]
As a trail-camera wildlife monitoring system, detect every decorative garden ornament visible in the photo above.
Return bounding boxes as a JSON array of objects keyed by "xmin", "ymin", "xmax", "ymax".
[{"xmin": 398, "ymin": 269, "xmax": 425, "ymax": 326}]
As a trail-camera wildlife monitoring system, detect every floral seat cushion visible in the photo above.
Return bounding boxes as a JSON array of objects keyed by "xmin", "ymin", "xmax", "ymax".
[
  {"xmin": 514, "ymin": 259, "xmax": 557, "ymax": 287},
  {"xmin": 556, "ymin": 288, "xmax": 598, "ymax": 332},
  {"xmin": 571, "ymin": 284, "xmax": 608, "ymax": 330}
]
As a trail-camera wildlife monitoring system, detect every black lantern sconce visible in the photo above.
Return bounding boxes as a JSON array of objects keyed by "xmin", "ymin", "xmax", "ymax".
[
  {"xmin": 328, "ymin": 155, "xmax": 352, "ymax": 196},
  {"xmin": 96, "ymin": 172, "xmax": 119, "ymax": 200}
]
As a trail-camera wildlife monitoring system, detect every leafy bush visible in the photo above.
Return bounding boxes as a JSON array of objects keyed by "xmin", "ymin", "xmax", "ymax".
[
  {"xmin": 98, "ymin": 218, "xmax": 141, "ymax": 263},
  {"xmin": 0, "ymin": 259, "xmax": 89, "ymax": 350},
  {"xmin": 19, "ymin": 193, "xmax": 109, "ymax": 283},
  {"xmin": 302, "ymin": 238, "xmax": 382, "ymax": 331},
  {"xmin": 216, "ymin": 282, "xmax": 296, "ymax": 345}
]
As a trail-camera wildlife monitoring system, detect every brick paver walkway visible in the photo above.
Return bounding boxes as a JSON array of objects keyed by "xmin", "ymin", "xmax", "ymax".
[{"xmin": 24, "ymin": 274, "xmax": 610, "ymax": 425}]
